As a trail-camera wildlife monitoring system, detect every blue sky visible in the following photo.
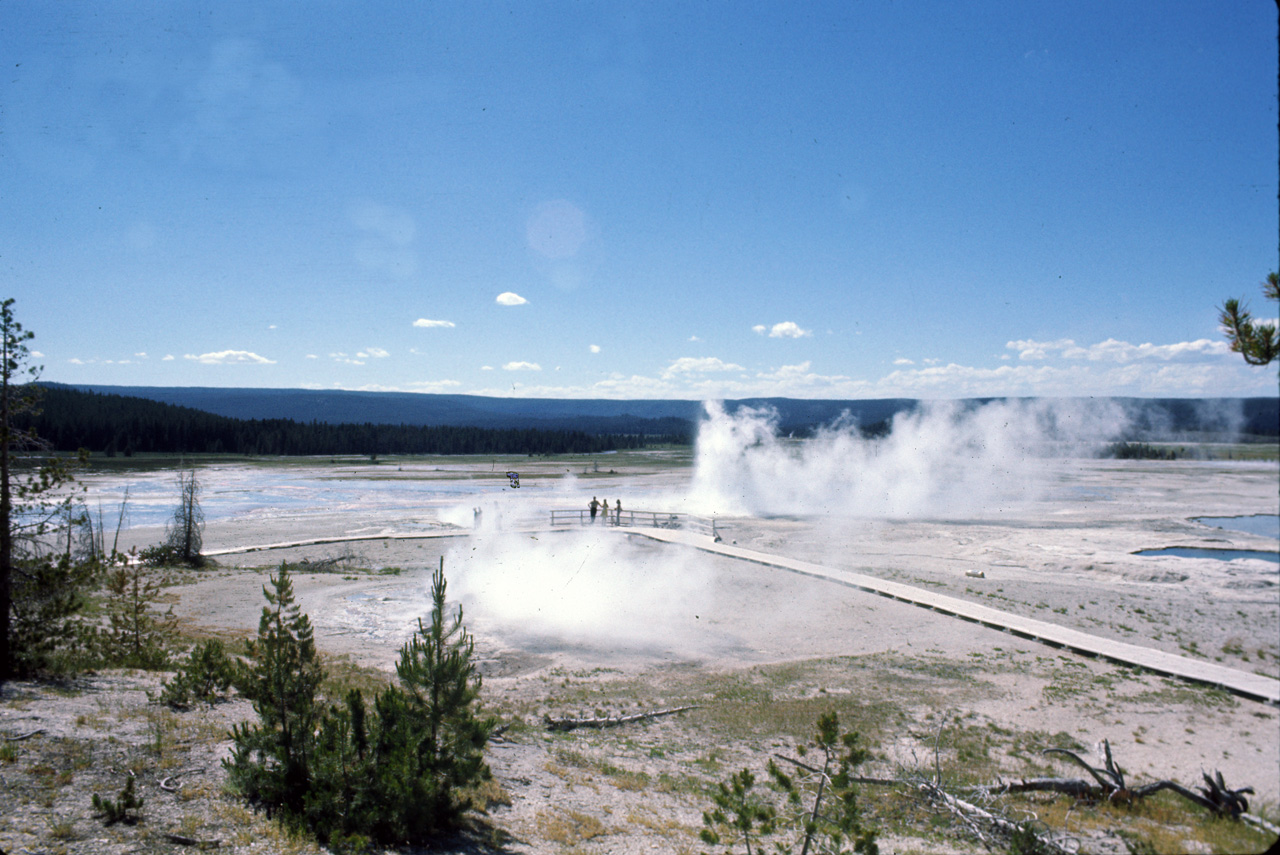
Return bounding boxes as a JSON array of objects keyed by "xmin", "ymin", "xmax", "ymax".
[{"xmin": 4, "ymin": 1, "xmax": 1277, "ymax": 400}]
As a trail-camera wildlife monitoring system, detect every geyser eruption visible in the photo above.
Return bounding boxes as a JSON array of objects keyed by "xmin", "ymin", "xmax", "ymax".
[{"xmin": 686, "ymin": 398, "xmax": 1128, "ymax": 519}]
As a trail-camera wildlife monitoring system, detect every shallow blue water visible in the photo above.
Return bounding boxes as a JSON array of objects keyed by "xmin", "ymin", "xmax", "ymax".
[
  {"xmin": 1193, "ymin": 514, "xmax": 1280, "ymax": 540},
  {"xmin": 1136, "ymin": 546, "xmax": 1279, "ymax": 564}
]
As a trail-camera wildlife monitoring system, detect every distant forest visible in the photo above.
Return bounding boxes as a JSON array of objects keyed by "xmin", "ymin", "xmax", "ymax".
[{"xmin": 23, "ymin": 385, "xmax": 690, "ymax": 457}]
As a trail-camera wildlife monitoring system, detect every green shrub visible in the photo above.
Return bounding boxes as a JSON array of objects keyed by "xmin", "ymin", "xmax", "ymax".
[
  {"xmin": 159, "ymin": 639, "xmax": 240, "ymax": 709},
  {"xmin": 703, "ymin": 711, "xmax": 878, "ymax": 854},
  {"xmin": 91, "ymin": 776, "xmax": 143, "ymax": 825}
]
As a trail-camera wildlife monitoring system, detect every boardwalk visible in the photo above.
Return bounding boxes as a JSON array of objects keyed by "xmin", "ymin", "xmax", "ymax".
[{"xmin": 624, "ymin": 526, "xmax": 1280, "ymax": 706}]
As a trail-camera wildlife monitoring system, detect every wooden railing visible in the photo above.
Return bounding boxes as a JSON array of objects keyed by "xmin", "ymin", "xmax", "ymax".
[{"xmin": 549, "ymin": 508, "xmax": 718, "ymax": 538}]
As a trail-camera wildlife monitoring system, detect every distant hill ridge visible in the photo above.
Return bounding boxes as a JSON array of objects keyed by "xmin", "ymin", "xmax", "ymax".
[{"xmin": 57, "ymin": 384, "xmax": 1279, "ymax": 439}]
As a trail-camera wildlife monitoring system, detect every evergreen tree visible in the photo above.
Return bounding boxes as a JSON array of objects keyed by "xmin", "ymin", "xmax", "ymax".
[
  {"xmin": 99, "ymin": 553, "xmax": 177, "ymax": 669},
  {"xmin": 224, "ymin": 563, "xmax": 325, "ymax": 816},
  {"xmin": 0, "ymin": 299, "xmax": 85, "ymax": 681},
  {"xmin": 227, "ymin": 559, "xmax": 495, "ymax": 847},
  {"xmin": 384, "ymin": 557, "xmax": 497, "ymax": 835},
  {"xmin": 1219, "ymin": 271, "xmax": 1279, "ymax": 367}
]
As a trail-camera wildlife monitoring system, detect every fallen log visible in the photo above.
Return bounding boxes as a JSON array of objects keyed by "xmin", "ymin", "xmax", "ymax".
[
  {"xmin": 544, "ymin": 705, "xmax": 699, "ymax": 732},
  {"xmin": 159, "ymin": 768, "xmax": 204, "ymax": 793},
  {"xmin": 164, "ymin": 832, "xmax": 221, "ymax": 849},
  {"xmin": 1, "ymin": 728, "xmax": 45, "ymax": 742}
]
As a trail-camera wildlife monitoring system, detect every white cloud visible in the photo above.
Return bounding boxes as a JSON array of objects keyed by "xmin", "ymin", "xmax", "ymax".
[
  {"xmin": 358, "ymin": 347, "xmax": 389, "ymax": 359},
  {"xmin": 481, "ymin": 365, "xmax": 494, "ymax": 371},
  {"xmin": 661, "ymin": 356, "xmax": 745, "ymax": 378},
  {"xmin": 405, "ymin": 379, "xmax": 463, "ymax": 392},
  {"xmin": 68, "ymin": 357, "xmax": 86, "ymax": 364},
  {"xmin": 589, "ymin": 344, "xmax": 601, "ymax": 353},
  {"xmin": 413, "ymin": 318, "xmax": 456, "ymax": 328},
  {"xmin": 162, "ymin": 354, "xmax": 175, "ymax": 361},
  {"xmin": 496, "ymin": 292, "xmax": 528, "ymax": 306},
  {"xmin": 767, "ymin": 321, "xmax": 812, "ymax": 339},
  {"xmin": 893, "ymin": 357, "xmax": 914, "ymax": 366},
  {"xmin": 184, "ymin": 350, "xmax": 276, "ymax": 365},
  {"xmin": 305, "ymin": 354, "xmax": 318, "ymax": 359},
  {"xmin": 752, "ymin": 325, "xmax": 767, "ymax": 335},
  {"xmin": 31, "ymin": 350, "xmax": 44, "ymax": 358},
  {"xmin": 689, "ymin": 335, "xmax": 701, "ymax": 342},
  {"xmin": 1006, "ymin": 337, "xmax": 1232, "ymax": 363},
  {"xmin": 503, "ymin": 361, "xmax": 541, "ymax": 371},
  {"xmin": 134, "ymin": 352, "xmax": 147, "ymax": 358}
]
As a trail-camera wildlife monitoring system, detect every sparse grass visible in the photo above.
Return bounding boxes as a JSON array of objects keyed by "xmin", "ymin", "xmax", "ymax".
[{"xmin": 536, "ymin": 807, "xmax": 609, "ymax": 846}]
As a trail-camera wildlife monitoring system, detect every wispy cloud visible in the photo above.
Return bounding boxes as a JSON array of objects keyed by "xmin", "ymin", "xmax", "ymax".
[
  {"xmin": 413, "ymin": 318, "xmax": 456, "ymax": 328},
  {"xmin": 496, "ymin": 292, "xmax": 528, "ymax": 306},
  {"xmin": 31, "ymin": 350, "xmax": 44, "ymax": 358},
  {"xmin": 184, "ymin": 350, "xmax": 275, "ymax": 365},
  {"xmin": 350, "ymin": 200, "xmax": 417, "ymax": 278},
  {"xmin": 405, "ymin": 379, "xmax": 464, "ymax": 392},
  {"xmin": 661, "ymin": 356, "xmax": 745, "ymax": 379},
  {"xmin": 589, "ymin": 344, "xmax": 601, "ymax": 353},
  {"xmin": 1006, "ymin": 337, "xmax": 1231, "ymax": 362},
  {"xmin": 754, "ymin": 321, "xmax": 811, "ymax": 338},
  {"xmin": 359, "ymin": 347, "xmax": 389, "ymax": 359},
  {"xmin": 503, "ymin": 361, "xmax": 541, "ymax": 371}
]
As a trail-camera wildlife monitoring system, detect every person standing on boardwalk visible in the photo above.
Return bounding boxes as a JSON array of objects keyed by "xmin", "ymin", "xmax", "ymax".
[
  {"xmin": 600, "ymin": 499, "xmax": 610, "ymax": 523},
  {"xmin": 614, "ymin": 499, "xmax": 623, "ymax": 526},
  {"xmin": 589, "ymin": 496, "xmax": 600, "ymax": 523}
]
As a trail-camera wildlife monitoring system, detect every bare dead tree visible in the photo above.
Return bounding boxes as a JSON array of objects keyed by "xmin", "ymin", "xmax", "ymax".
[{"xmin": 164, "ymin": 471, "xmax": 204, "ymax": 566}]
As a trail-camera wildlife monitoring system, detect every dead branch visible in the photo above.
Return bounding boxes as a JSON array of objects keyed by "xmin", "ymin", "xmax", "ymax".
[
  {"xmin": 1043, "ymin": 738, "xmax": 1125, "ymax": 794},
  {"xmin": 1, "ymin": 728, "xmax": 45, "ymax": 741},
  {"xmin": 543, "ymin": 705, "xmax": 698, "ymax": 732},
  {"xmin": 159, "ymin": 768, "xmax": 204, "ymax": 793},
  {"xmin": 164, "ymin": 832, "xmax": 221, "ymax": 849},
  {"xmin": 920, "ymin": 780, "xmax": 1075, "ymax": 854}
]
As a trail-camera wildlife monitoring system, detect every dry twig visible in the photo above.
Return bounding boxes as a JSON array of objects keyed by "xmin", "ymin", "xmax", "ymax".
[{"xmin": 543, "ymin": 705, "xmax": 698, "ymax": 732}]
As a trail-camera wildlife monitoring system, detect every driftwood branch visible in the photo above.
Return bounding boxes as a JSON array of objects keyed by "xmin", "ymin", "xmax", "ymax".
[
  {"xmin": 2, "ymin": 728, "xmax": 45, "ymax": 741},
  {"xmin": 165, "ymin": 832, "xmax": 221, "ymax": 849},
  {"xmin": 543, "ymin": 705, "xmax": 698, "ymax": 732},
  {"xmin": 159, "ymin": 768, "xmax": 204, "ymax": 793},
  {"xmin": 920, "ymin": 780, "xmax": 1074, "ymax": 854}
]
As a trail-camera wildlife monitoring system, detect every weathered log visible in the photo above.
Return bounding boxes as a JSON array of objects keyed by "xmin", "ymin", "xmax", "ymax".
[
  {"xmin": 1, "ymin": 728, "xmax": 45, "ymax": 742},
  {"xmin": 543, "ymin": 705, "xmax": 698, "ymax": 732},
  {"xmin": 159, "ymin": 768, "xmax": 203, "ymax": 793},
  {"xmin": 164, "ymin": 832, "xmax": 221, "ymax": 849}
]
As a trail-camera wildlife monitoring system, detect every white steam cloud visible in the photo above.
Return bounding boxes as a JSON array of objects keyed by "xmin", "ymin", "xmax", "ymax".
[
  {"xmin": 446, "ymin": 530, "xmax": 709, "ymax": 650},
  {"xmin": 685, "ymin": 399, "xmax": 1128, "ymax": 519},
  {"xmin": 433, "ymin": 397, "xmax": 1133, "ymax": 655}
]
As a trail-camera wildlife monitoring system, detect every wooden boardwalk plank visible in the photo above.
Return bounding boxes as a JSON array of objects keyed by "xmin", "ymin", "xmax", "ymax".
[{"xmin": 625, "ymin": 527, "xmax": 1280, "ymax": 705}]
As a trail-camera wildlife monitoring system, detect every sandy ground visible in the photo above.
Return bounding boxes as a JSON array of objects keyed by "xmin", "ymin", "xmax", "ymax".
[{"xmin": 8, "ymin": 455, "xmax": 1277, "ymax": 853}]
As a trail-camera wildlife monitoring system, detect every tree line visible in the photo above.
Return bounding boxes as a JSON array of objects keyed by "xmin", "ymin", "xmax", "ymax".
[{"xmin": 25, "ymin": 384, "xmax": 689, "ymax": 457}]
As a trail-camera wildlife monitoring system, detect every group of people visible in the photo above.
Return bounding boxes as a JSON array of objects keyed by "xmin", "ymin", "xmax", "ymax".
[{"xmin": 588, "ymin": 496, "xmax": 623, "ymax": 525}]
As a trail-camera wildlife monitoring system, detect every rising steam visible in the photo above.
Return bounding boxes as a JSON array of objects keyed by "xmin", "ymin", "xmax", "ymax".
[{"xmin": 684, "ymin": 398, "xmax": 1129, "ymax": 519}]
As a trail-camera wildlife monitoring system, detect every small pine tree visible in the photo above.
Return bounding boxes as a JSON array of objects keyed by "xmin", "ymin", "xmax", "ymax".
[
  {"xmin": 92, "ymin": 775, "xmax": 144, "ymax": 825},
  {"xmin": 224, "ymin": 563, "xmax": 324, "ymax": 816},
  {"xmin": 99, "ymin": 552, "xmax": 176, "ymax": 669},
  {"xmin": 159, "ymin": 638, "xmax": 238, "ymax": 709},
  {"xmin": 391, "ymin": 557, "xmax": 497, "ymax": 833},
  {"xmin": 703, "ymin": 712, "xmax": 877, "ymax": 855}
]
